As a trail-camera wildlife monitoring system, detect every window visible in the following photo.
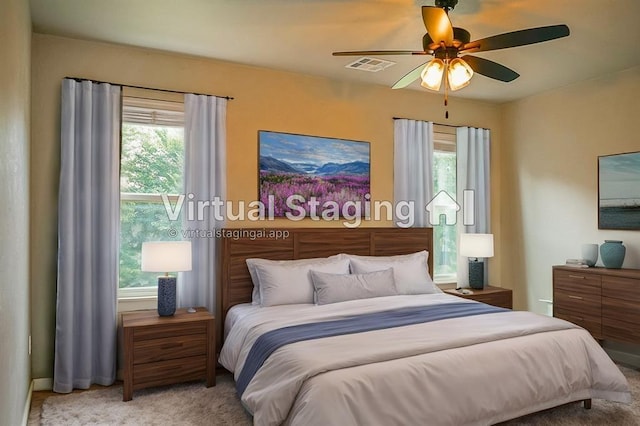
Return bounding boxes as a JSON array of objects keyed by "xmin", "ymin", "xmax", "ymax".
[
  {"xmin": 119, "ymin": 94, "xmax": 185, "ymax": 298},
  {"xmin": 432, "ymin": 125, "xmax": 457, "ymax": 283}
]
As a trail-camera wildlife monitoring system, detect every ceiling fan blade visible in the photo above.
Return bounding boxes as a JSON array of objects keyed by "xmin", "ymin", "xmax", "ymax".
[
  {"xmin": 461, "ymin": 55, "xmax": 519, "ymax": 82},
  {"xmin": 333, "ymin": 50, "xmax": 430, "ymax": 56},
  {"xmin": 392, "ymin": 62, "xmax": 428, "ymax": 89},
  {"xmin": 422, "ymin": 6, "xmax": 454, "ymax": 46},
  {"xmin": 460, "ymin": 24, "xmax": 570, "ymax": 53}
]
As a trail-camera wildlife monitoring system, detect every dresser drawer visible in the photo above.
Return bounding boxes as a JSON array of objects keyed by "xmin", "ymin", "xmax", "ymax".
[
  {"xmin": 602, "ymin": 296, "xmax": 640, "ymax": 344},
  {"xmin": 553, "ymin": 269, "xmax": 601, "ymax": 294},
  {"xmin": 553, "ymin": 289, "xmax": 601, "ymax": 316},
  {"xmin": 602, "ymin": 317, "xmax": 640, "ymax": 344},
  {"xmin": 133, "ymin": 355, "xmax": 207, "ymax": 389},
  {"xmin": 602, "ymin": 276, "xmax": 640, "ymax": 303},
  {"xmin": 554, "ymin": 307, "xmax": 602, "ymax": 339},
  {"xmin": 133, "ymin": 334, "xmax": 207, "ymax": 364},
  {"xmin": 133, "ymin": 321, "xmax": 207, "ymax": 341}
]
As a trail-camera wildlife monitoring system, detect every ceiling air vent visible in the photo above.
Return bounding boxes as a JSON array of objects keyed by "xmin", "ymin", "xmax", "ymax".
[{"xmin": 345, "ymin": 57, "xmax": 395, "ymax": 73}]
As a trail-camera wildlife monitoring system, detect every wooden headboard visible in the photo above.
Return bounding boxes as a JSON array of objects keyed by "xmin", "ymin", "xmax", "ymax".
[{"xmin": 217, "ymin": 227, "xmax": 433, "ymax": 352}]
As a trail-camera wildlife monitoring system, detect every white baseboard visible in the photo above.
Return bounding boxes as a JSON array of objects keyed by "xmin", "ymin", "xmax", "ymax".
[
  {"xmin": 21, "ymin": 380, "xmax": 34, "ymax": 426},
  {"xmin": 33, "ymin": 378, "xmax": 53, "ymax": 391},
  {"xmin": 604, "ymin": 348, "xmax": 640, "ymax": 369}
]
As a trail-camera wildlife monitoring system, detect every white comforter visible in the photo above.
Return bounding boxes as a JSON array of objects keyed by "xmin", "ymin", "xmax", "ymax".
[{"xmin": 219, "ymin": 294, "xmax": 631, "ymax": 426}]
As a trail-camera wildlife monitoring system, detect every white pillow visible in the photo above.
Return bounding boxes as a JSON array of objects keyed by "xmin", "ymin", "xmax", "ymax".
[
  {"xmin": 347, "ymin": 250, "xmax": 440, "ymax": 295},
  {"xmin": 255, "ymin": 257, "xmax": 350, "ymax": 307},
  {"xmin": 246, "ymin": 255, "xmax": 344, "ymax": 305},
  {"xmin": 310, "ymin": 268, "xmax": 397, "ymax": 305}
]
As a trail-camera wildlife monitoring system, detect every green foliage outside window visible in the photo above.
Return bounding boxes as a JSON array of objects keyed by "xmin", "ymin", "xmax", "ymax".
[
  {"xmin": 119, "ymin": 124, "xmax": 184, "ymax": 289},
  {"xmin": 433, "ymin": 151, "xmax": 457, "ymax": 280}
]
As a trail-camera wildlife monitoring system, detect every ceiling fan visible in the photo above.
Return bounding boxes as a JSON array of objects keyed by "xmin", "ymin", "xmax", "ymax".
[{"xmin": 333, "ymin": 0, "xmax": 570, "ymax": 93}]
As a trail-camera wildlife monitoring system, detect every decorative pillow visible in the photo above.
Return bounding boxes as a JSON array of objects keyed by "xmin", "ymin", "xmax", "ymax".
[
  {"xmin": 246, "ymin": 254, "xmax": 344, "ymax": 305},
  {"xmin": 347, "ymin": 250, "xmax": 440, "ymax": 295},
  {"xmin": 310, "ymin": 268, "xmax": 397, "ymax": 305},
  {"xmin": 255, "ymin": 257, "xmax": 350, "ymax": 307}
]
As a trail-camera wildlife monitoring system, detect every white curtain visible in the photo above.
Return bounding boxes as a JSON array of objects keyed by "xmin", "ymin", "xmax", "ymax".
[
  {"xmin": 54, "ymin": 79, "xmax": 121, "ymax": 393},
  {"xmin": 456, "ymin": 127, "xmax": 491, "ymax": 287},
  {"xmin": 179, "ymin": 94, "xmax": 227, "ymax": 313},
  {"xmin": 393, "ymin": 119, "xmax": 434, "ymax": 227}
]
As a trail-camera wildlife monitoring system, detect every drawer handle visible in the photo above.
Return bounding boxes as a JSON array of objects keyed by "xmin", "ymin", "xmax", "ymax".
[
  {"xmin": 568, "ymin": 275, "xmax": 586, "ymax": 279},
  {"xmin": 161, "ymin": 343, "xmax": 183, "ymax": 350},
  {"xmin": 568, "ymin": 295, "xmax": 583, "ymax": 300}
]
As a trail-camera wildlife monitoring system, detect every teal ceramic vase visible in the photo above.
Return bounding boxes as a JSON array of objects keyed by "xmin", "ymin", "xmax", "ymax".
[{"xmin": 600, "ymin": 240, "xmax": 625, "ymax": 269}]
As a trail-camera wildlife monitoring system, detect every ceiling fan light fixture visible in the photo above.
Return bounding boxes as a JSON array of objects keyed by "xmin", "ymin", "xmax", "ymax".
[
  {"xmin": 447, "ymin": 57, "xmax": 473, "ymax": 91},
  {"xmin": 420, "ymin": 58, "xmax": 445, "ymax": 91}
]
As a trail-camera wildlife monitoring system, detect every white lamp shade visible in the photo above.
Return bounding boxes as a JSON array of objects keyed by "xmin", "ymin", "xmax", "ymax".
[
  {"xmin": 420, "ymin": 58, "xmax": 445, "ymax": 91},
  {"xmin": 141, "ymin": 241, "xmax": 192, "ymax": 273},
  {"xmin": 459, "ymin": 233, "xmax": 494, "ymax": 258},
  {"xmin": 447, "ymin": 58, "xmax": 474, "ymax": 91}
]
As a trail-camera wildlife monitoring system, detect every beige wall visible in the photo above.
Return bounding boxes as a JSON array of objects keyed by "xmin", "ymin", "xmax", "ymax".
[
  {"xmin": 30, "ymin": 34, "xmax": 503, "ymax": 379},
  {"xmin": 0, "ymin": 0, "xmax": 31, "ymax": 423},
  {"xmin": 502, "ymin": 66, "xmax": 640, "ymax": 314}
]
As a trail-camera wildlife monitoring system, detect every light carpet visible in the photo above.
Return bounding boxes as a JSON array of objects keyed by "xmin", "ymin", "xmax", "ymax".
[{"xmin": 38, "ymin": 367, "xmax": 639, "ymax": 425}]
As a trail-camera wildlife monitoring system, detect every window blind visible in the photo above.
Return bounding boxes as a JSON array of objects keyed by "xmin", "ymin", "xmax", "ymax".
[
  {"xmin": 434, "ymin": 124, "xmax": 456, "ymax": 152},
  {"xmin": 122, "ymin": 96, "xmax": 184, "ymax": 127}
]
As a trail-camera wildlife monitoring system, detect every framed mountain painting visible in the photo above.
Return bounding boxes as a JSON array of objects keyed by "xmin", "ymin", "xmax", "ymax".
[
  {"xmin": 598, "ymin": 151, "xmax": 640, "ymax": 230},
  {"xmin": 258, "ymin": 131, "xmax": 370, "ymax": 217}
]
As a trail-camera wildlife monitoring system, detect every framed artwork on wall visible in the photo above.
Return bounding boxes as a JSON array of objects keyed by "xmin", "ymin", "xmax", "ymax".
[
  {"xmin": 258, "ymin": 131, "xmax": 370, "ymax": 217},
  {"xmin": 598, "ymin": 151, "xmax": 640, "ymax": 230}
]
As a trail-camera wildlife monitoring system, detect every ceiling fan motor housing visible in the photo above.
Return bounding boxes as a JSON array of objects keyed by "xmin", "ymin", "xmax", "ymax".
[{"xmin": 423, "ymin": 27, "xmax": 470, "ymax": 51}]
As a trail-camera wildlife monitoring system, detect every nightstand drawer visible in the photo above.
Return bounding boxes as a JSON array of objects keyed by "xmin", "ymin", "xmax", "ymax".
[
  {"xmin": 133, "ymin": 334, "xmax": 207, "ymax": 364},
  {"xmin": 443, "ymin": 286, "xmax": 512, "ymax": 309},
  {"xmin": 134, "ymin": 321, "xmax": 207, "ymax": 341},
  {"xmin": 133, "ymin": 355, "xmax": 207, "ymax": 389},
  {"xmin": 554, "ymin": 307, "xmax": 601, "ymax": 339},
  {"xmin": 470, "ymin": 293, "xmax": 511, "ymax": 309}
]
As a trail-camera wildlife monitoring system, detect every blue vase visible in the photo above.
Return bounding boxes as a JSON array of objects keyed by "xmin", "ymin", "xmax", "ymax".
[{"xmin": 600, "ymin": 240, "xmax": 625, "ymax": 269}]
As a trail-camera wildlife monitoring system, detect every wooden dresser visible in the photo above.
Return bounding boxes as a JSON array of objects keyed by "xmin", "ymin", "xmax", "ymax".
[
  {"xmin": 552, "ymin": 266, "xmax": 640, "ymax": 343},
  {"xmin": 122, "ymin": 307, "xmax": 215, "ymax": 401}
]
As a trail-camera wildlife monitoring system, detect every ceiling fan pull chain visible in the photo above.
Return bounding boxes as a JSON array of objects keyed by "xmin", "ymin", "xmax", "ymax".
[{"xmin": 444, "ymin": 61, "xmax": 449, "ymax": 119}]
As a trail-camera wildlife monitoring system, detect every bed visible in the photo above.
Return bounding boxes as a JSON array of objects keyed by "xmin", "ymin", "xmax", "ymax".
[{"xmin": 217, "ymin": 227, "xmax": 631, "ymax": 426}]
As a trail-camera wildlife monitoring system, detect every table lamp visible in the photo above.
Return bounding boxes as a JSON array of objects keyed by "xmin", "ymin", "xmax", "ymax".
[
  {"xmin": 459, "ymin": 233, "xmax": 494, "ymax": 289},
  {"xmin": 141, "ymin": 241, "xmax": 192, "ymax": 316}
]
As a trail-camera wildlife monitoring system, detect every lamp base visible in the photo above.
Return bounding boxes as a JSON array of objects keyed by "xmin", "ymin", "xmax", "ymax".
[
  {"xmin": 157, "ymin": 276, "xmax": 176, "ymax": 316},
  {"xmin": 468, "ymin": 260, "xmax": 484, "ymax": 289}
]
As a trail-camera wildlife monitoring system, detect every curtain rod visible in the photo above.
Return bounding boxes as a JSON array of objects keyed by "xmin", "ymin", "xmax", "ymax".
[
  {"xmin": 64, "ymin": 77, "xmax": 234, "ymax": 100},
  {"xmin": 392, "ymin": 117, "xmax": 490, "ymax": 132},
  {"xmin": 392, "ymin": 117, "xmax": 458, "ymax": 128}
]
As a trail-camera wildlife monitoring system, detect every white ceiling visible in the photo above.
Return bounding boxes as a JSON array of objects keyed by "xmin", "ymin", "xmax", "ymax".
[{"xmin": 29, "ymin": 0, "xmax": 640, "ymax": 103}]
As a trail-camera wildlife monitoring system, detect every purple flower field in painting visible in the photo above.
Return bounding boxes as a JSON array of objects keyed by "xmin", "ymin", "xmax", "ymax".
[{"xmin": 260, "ymin": 172, "xmax": 370, "ymax": 217}]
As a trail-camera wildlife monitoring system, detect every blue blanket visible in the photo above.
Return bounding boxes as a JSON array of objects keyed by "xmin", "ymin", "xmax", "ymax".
[{"xmin": 236, "ymin": 302, "xmax": 507, "ymax": 395}]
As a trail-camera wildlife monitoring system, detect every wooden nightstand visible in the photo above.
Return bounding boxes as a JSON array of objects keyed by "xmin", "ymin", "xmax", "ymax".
[
  {"xmin": 121, "ymin": 307, "xmax": 215, "ymax": 401},
  {"xmin": 443, "ymin": 286, "xmax": 513, "ymax": 309}
]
